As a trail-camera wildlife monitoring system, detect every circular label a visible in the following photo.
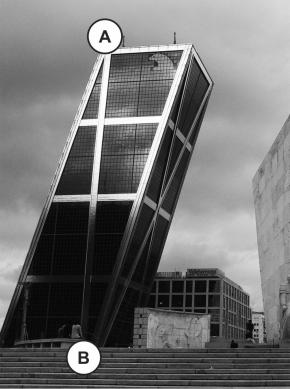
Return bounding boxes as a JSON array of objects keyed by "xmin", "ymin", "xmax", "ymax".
[
  {"xmin": 87, "ymin": 19, "xmax": 123, "ymax": 54},
  {"xmin": 67, "ymin": 341, "xmax": 101, "ymax": 375}
]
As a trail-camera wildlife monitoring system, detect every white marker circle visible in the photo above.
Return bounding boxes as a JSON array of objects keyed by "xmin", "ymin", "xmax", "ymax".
[
  {"xmin": 67, "ymin": 341, "xmax": 101, "ymax": 375},
  {"xmin": 87, "ymin": 19, "xmax": 122, "ymax": 54}
]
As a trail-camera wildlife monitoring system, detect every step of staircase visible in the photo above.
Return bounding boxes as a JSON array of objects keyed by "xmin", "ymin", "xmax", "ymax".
[{"xmin": 1, "ymin": 347, "xmax": 290, "ymax": 387}]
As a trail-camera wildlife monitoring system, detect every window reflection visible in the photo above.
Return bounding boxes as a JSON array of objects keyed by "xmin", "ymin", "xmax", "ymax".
[
  {"xmin": 106, "ymin": 51, "xmax": 182, "ymax": 118},
  {"xmin": 99, "ymin": 124, "xmax": 157, "ymax": 193}
]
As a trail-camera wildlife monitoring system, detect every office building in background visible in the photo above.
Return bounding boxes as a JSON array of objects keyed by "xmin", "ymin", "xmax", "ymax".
[
  {"xmin": 252, "ymin": 311, "xmax": 267, "ymax": 344},
  {"xmin": 148, "ymin": 268, "xmax": 251, "ymax": 339}
]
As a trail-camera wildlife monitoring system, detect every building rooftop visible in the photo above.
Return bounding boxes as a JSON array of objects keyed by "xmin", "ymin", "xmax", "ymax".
[{"xmin": 155, "ymin": 268, "xmax": 249, "ymax": 295}]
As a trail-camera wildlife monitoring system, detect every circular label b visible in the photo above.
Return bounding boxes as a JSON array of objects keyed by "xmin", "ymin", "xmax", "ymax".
[
  {"xmin": 67, "ymin": 341, "xmax": 101, "ymax": 375},
  {"xmin": 87, "ymin": 19, "xmax": 123, "ymax": 54}
]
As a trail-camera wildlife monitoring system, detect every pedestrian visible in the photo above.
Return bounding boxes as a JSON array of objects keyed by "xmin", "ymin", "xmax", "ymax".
[
  {"xmin": 71, "ymin": 322, "xmax": 83, "ymax": 339},
  {"xmin": 230, "ymin": 339, "xmax": 238, "ymax": 348}
]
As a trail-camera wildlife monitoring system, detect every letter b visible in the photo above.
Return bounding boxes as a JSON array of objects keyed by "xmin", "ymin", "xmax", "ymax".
[
  {"xmin": 78, "ymin": 351, "xmax": 89, "ymax": 364},
  {"xmin": 67, "ymin": 340, "xmax": 100, "ymax": 374}
]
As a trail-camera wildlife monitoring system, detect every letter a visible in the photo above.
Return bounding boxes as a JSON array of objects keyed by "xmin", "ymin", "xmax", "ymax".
[
  {"xmin": 99, "ymin": 30, "xmax": 111, "ymax": 43},
  {"xmin": 78, "ymin": 351, "xmax": 89, "ymax": 364}
]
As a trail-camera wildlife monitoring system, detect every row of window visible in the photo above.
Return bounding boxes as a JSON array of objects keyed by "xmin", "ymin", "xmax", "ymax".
[
  {"xmin": 223, "ymin": 282, "xmax": 249, "ymax": 305},
  {"xmin": 151, "ymin": 279, "xmax": 249, "ymax": 306},
  {"xmin": 148, "ymin": 293, "xmax": 221, "ymax": 309},
  {"xmin": 223, "ymin": 325, "xmax": 245, "ymax": 340},
  {"xmin": 151, "ymin": 279, "xmax": 221, "ymax": 294},
  {"xmin": 223, "ymin": 311, "xmax": 249, "ymax": 327},
  {"xmin": 223, "ymin": 297, "xmax": 250, "ymax": 316}
]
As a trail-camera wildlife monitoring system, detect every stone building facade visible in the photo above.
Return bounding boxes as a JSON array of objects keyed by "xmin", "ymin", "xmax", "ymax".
[{"xmin": 253, "ymin": 115, "xmax": 290, "ymax": 342}]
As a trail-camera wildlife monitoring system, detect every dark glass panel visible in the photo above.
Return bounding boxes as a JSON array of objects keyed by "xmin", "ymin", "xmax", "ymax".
[
  {"xmin": 55, "ymin": 202, "xmax": 89, "ymax": 234},
  {"xmin": 99, "ymin": 124, "xmax": 157, "ymax": 194},
  {"xmin": 170, "ymin": 72, "xmax": 187, "ymax": 124},
  {"xmin": 68, "ymin": 127, "xmax": 96, "ymax": 157},
  {"xmin": 99, "ymin": 154, "xmax": 134, "ymax": 193},
  {"xmin": 158, "ymin": 294, "xmax": 169, "ymax": 308},
  {"xmin": 147, "ymin": 128, "xmax": 173, "ymax": 202},
  {"xmin": 82, "ymin": 64, "xmax": 103, "ymax": 119},
  {"xmin": 27, "ymin": 284, "xmax": 49, "ymax": 317},
  {"xmin": 28, "ymin": 235, "xmax": 54, "ymax": 275},
  {"xmin": 172, "ymin": 294, "xmax": 183, "ymax": 307},
  {"xmin": 93, "ymin": 201, "xmax": 132, "ymax": 275},
  {"xmin": 106, "ymin": 82, "xmax": 139, "ymax": 117},
  {"xmin": 135, "ymin": 124, "xmax": 156, "ymax": 154},
  {"xmin": 162, "ymin": 149, "xmax": 190, "ymax": 214},
  {"xmin": 208, "ymin": 295, "xmax": 220, "ymax": 307},
  {"xmin": 56, "ymin": 127, "xmax": 96, "ymax": 195},
  {"xmin": 188, "ymin": 100, "xmax": 208, "ymax": 146},
  {"xmin": 211, "ymin": 323, "xmax": 219, "ymax": 336},
  {"xmin": 166, "ymin": 136, "xmax": 183, "ymax": 183},
  {"xmin": 106, "ymin": 286, "xmax": 137, "ymax": 346},
  {"xmin": 148, "ymin": 295, "xmax": 155, "ymax": 308},
  {"xmin": 132, "ymin": 153, "xmax": 148, "ymax": 191},
  {"xmin": 194, "ymin": 294, "xmax": 206, "ymax": 307},
  {"xmin": 89, "ymin": 283, "xmax": 108, "ymax": 316},
  {"xmin": 42, "ymin": 203, "xmax": 57, "ymax": 234},
  {"xmin": 172, "ymin": 280, "xmax": 184, "ymax": 293},
  {"xmin": 56, "ymin": 157, "xmax": 94, "ymax": 195},
  {"xmin": 177, "ymin": 59, "xmax": 209, "ymax": 137},
  {"xmin": 121, "ymin": 204, "xmax": 154, "ymax": 277},
  {"xmin": 52, "ymin": 234, "xmax": 87, "ymax": 275},
  {"xmin": 106, "ymin": 51, "xmax": 182, "ymax": 118},
  {"xmin": 95, "ymin": 201, "xmax": 132, "ymax": 234},
  {"xmin": 29, "ymin": 203, "xmax": 89, "ymax": 276},
  {"xmin": 177, "ymin": 59, "xmax": 200, "ymax": 129},
  {"xmin": 186, "ymin": 280, "xmax": 193, "ymax": 293},
  {"xmin": 109, "ymin": 53, "xmax": 143, "ymax": 82},
  {"xmin": 131, "ymin": 234, "xmax": 152, "ymax": 283},
  {"xmin": 195, "ymin": 280, "xmax": 207, "ymax": 293},
  {"xmin": 94, "ymin": 234, "xmax": 123, "ymax": 275},
  {"xmin": 158, "ymin": 281, "xmax": 170, "ymax": 293},
  {"xmin": 209, "ymin": 280, "xmax": 220, "ymax": 293},
  {"xmin": 137, "ymin": 79, "xmax": 172, "ymax": 116},
  {"xmin": 50, "ymin": 202, "xmax": 89, "ymax": 275},
  {"xmin": 143, "ymin": 216, "xmax": 169, "ymax": 285},
  {"xmin": 186, "ymin": 295, "xmax": 192, "ymax": 308},
  {"xmin": 102, "ymin": 126, "xmax": 136, "ymax": 155},
  {"xmin": 27, "ymin": 318, "xmax": 47, "ymax": 340},
  {"xmin": 48, "ymin": 283, "xmax": 83, "ymax": 317},
  {"xmin": 151, "ymin": 281, "xmax": 156, "ymax": 293}
]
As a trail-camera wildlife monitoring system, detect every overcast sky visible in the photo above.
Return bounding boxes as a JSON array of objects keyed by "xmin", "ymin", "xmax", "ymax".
[{"xmin": 1, "ymin": 0, "xmax": 290, "ymax": 327}]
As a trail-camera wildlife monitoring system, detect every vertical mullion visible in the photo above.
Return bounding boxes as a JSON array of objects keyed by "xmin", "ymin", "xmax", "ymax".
[{"xmin": 81, "ymin": 55, "xmax": 111, "ymax": 335}]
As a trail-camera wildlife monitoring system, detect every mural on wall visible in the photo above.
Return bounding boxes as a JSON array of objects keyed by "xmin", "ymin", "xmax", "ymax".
[{"xmin": 147, "ymin": 309, "xmax": 210, "ymax": 348}]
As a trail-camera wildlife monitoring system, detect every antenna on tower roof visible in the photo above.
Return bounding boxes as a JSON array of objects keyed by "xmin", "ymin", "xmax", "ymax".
[
  {"xmin": 173, "ymin": 32, "xmax": 176, "ymax": 44},
  {"xmin": 122, "ymin": 34, "xmax": 125, "ymax": 47}
]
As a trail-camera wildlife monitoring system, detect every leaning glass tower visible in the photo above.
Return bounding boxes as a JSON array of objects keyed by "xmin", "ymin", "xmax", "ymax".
[{"xmin": 0, "ymin": 44, "xmax": 213, "ymax": 346}]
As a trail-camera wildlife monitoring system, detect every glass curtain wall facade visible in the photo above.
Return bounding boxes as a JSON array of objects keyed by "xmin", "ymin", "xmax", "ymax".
[
  {"xmin": 0, "ymin": 45, "xmax": 213, "ymax": 347},
  {"xmin": 148, "ymin": 269, "xmax": 251, "ymax": 339}
]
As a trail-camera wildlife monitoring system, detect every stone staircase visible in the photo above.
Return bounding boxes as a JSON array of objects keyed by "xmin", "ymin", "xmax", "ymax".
[{"xmin": 1, "ymin": 347, "xmax": 290, "ymax": 387}]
